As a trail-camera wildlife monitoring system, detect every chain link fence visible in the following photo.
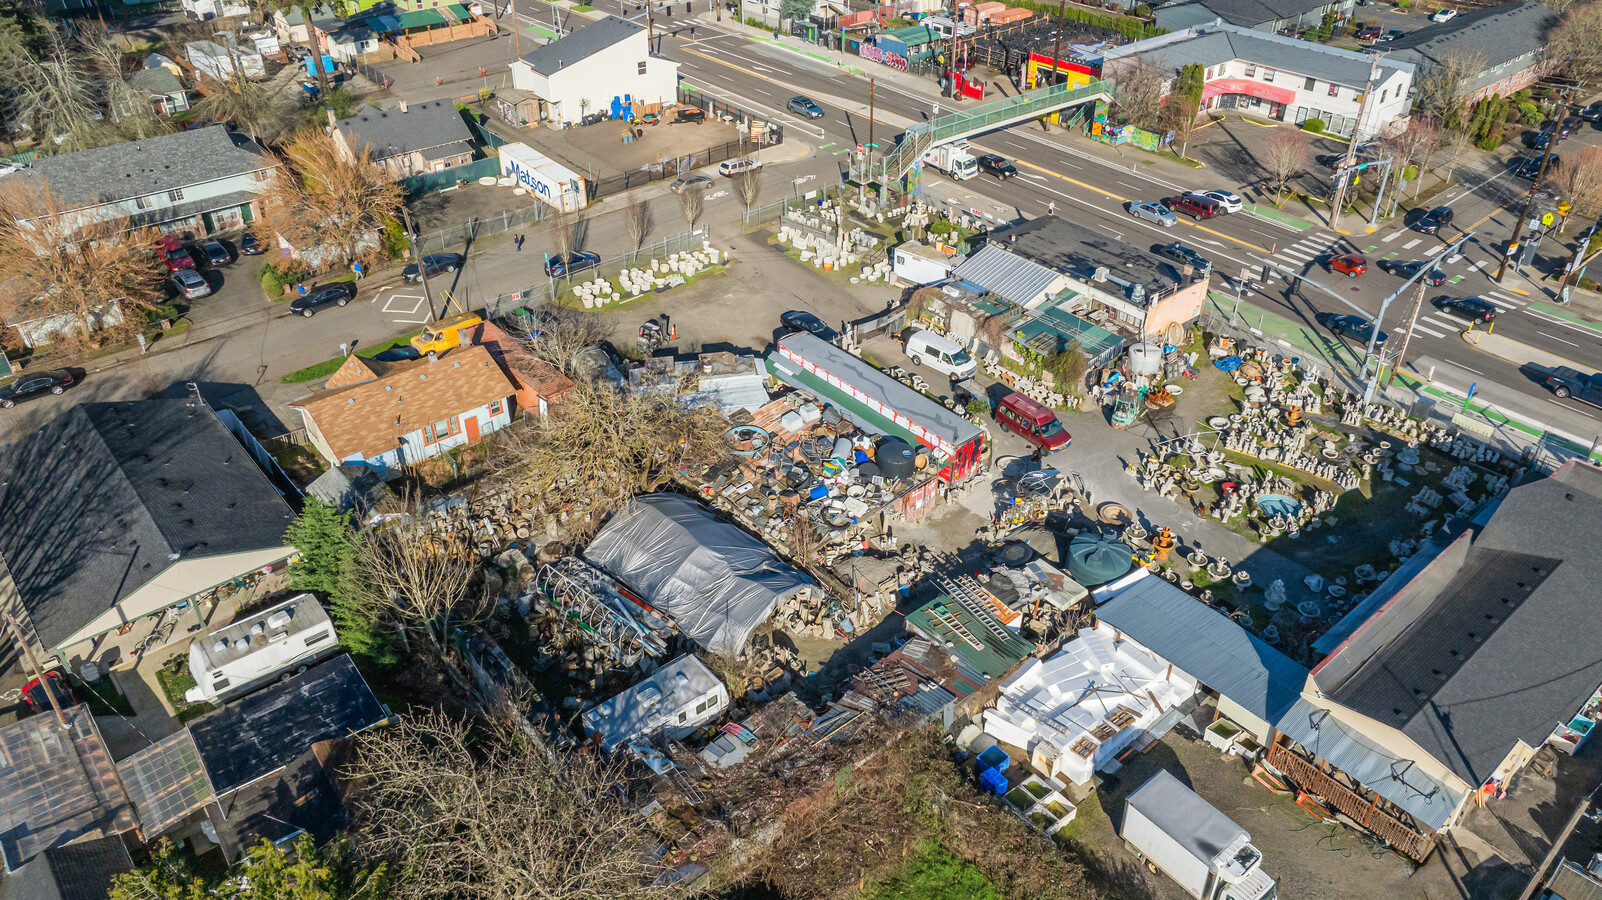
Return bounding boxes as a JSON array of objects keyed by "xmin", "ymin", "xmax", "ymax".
[
  {"xmin": 409, "ymin": 203, "xmax": 552, "ymax": 256},
  {"xmin": 472, "ymin": 227, "xmax": 714, "ymax": 317}
]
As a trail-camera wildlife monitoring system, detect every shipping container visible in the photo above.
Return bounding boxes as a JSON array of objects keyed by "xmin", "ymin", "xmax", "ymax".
[{"xmin": 498, "ymin": 142, "xmax": 587, "ymax": 213}]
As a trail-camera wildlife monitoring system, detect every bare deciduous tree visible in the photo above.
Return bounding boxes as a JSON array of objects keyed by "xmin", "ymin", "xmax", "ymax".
[
  {"xmin": 4, "ymin": 27, "xmax": 112, "ymax": 152},
  {"xmin": 1380, "ymin": 118, "xmax": 1441, "ymax": 211},
  {"xmin": 260, "ymin": 129, "xmax": 403, "ymax": 273},
  {"xmin": 1103, "ymin": 58, "xmax": 1165, "ymax": 132},
  {"xmin": 1437, "ymin": 127, "xmax": 1473, "ymax": 182},
  {"xmin": 502, "ymin": 304, "xmax": 610, "ymax": 379},
  {"xmin": 733, "ymin": 166, "xmax": 763, "ymax": 212},
  {"xmin": 1562, "ymin": 145, "xmax": 1602, "ymax": 220},
  {"xmin": 544, "ymin": 208, "xmax": 585, "ymax": 267},
  {"xmin": 621, "ymin": 191, "xmax": 652, "ymax": 257},
  {"xmin": 1262, "ymin": 129, "xmax": 1308, "ymax": 206},
  {"xmin": 490, "ymin": 382, "xmax": 730, "ymax": 539},
  {"xmin": 348, "ymin": 517, "xmax": 491, "ymax": 656},
  {"xmin": 352, "ymin": 713, "xmax": 678, "ymax": 900},
  {"xmin": 191, "ymin": 67, "xmax": 295, "ymax": 144},
  {"xmin": 677, "ymin": 184, "xmax": 705, "ymax": 230},
  {"xmin": 1413, "ymin": 49, "xmax": 1488, "ymax": 129},
  {"xmin": 1553, "ymin": 1, "xmax": 1602, "ymax": 84},
  {"xmin": 81, "ymin": 28, "xmax": 172, "ymax": 142},
  {"xmin": 0, "ymin": 181, "xmax": 167, "ymax": 350}
]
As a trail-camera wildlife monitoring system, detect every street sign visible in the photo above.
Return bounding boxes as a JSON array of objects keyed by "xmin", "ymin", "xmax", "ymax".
[{"xmin": 1542, "ymin": 212, "xmax": 1556, "ymax": 226}]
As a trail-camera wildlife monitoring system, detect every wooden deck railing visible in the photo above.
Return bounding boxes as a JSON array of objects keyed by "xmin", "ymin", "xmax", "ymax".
[{"xmin": 1268, "ymin": 743, "xmax": 1437, "ymax": 862}]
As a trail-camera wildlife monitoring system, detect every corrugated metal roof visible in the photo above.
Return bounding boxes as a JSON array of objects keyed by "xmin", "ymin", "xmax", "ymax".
[
  {"xmin": 898, "ymin": 684, "xmax": 958, "ymax": 720},
  {"xmin": 1275, "ymin": 698, "xmax": 1466, "ymax": 830},
  {"xmin": 905, "ymin": 595, "xmax": 1034, "ymax": 692},
  {"xmin": 953, "ymin": 244, "xmax": 1063, "ymax": 307},
  {"xmin": 1096, "ymin": 573, "xmax": 1307, "ymax": 726}
]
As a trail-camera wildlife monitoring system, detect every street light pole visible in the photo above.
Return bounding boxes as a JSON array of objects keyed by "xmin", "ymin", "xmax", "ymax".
[
  {"xmin": 1387, "ymin": 271, "xmax": 1431, "ymax": 387},
  {"xmin": 1047, "ymin": 0, "xmax": 1067, "ymax": 90}
]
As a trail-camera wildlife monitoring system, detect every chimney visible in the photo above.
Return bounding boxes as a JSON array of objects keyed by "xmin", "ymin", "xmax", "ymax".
[{"xmin": 398, "ymin": 99, "xmax": 408, "ymax": 113}]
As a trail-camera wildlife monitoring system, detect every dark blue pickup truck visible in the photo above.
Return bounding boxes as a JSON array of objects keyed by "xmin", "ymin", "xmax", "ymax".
[{"xmin": 1545, "ymin": 367, "xmax": 1602, "ymax": 405}]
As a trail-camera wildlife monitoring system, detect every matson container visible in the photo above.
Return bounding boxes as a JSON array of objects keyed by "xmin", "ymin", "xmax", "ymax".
[{"xmin": 499, "ymin": 142, "xmax": 587, "ymax": 213}]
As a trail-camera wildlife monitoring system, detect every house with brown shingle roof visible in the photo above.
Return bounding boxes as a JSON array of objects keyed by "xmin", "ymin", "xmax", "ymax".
[{"xmin": 290, "ymin": 343, "xmax": 514, "ymax": 473}]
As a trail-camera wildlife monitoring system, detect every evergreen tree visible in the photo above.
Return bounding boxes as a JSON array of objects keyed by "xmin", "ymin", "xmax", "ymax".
[{"xmin": 284, "ymin": 499, "xmax": 393, "ymax": 664}]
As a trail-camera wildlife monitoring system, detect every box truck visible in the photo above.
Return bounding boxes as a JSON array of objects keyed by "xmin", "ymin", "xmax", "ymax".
[
  {"xmin": 923, "ymin": 141, "xmax": 978, "ymax": 180},
  {"xmin": 1121, "ymin": 771, "xmax": 1277, "ymax": 900}
]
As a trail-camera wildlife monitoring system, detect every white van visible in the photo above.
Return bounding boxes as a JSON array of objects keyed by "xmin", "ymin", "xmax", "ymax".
[{"xmin": 905, "ymin": 329, "xmax": 977, "ymax": 379}]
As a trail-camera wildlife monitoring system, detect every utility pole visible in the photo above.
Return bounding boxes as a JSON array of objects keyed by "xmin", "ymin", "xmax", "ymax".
[
  {"xmin": 1330, "ymin": 53, "xmax": 1381, "ymax": 232},
  {"xmin": 400, "ymin": 205, "xmax": 439, "ymax": 323},
  {"xmin": 1496, "ymin": 127, "xmax": 1563, "ymax": 283},
  {"xmin": 5, "ymin": 613, "xmax": 68, "ymax": 730},
  {"xmin": 1387, "ymin": 270, "xmax": 1431, "ymax": 386},
  {"xmin": 943, "ymin": 0, "xmax": 959, "ymax": 99},
  {"xmin": 510, "ymin": 0, "xmax": 522, "ymax": 58},
  {"xmin": 867, "ymin": 77, "xmax": 876, "ymax": 157},
  {"xmin": 1047, "ymin": 0, "xmax": 1067, "ymax": 90}
]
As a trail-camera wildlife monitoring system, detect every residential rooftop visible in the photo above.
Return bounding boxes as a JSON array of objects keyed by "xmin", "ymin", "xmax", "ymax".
[
  {"xmin": 18, "ymin": 126, "xmax": 274, "ymax": 212},
  {"xmin": 1104, "ymin": 21, "xmax": 1414, "ymax": 90},
  {"xmin": 516, "ymin": 15, "xmax": 643, "ymax": 76}
]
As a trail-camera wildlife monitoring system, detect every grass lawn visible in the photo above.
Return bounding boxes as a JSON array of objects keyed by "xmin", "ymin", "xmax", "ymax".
[
  {"xmin": 572, "ymin": 3, "xmax": 596, "ymax": 9},
  {"xmin": 79, "ymin": 678, "xmax": 136, "ymax": 717},
  {"xmin": 862, "ymin": 842, "xmax": 1003, "ymax": 900},
  {"xmin": 155, "ymin": 658, "xmax": 217, "ymax": 723},
  {"xmin": 266, "ymin": 269, "xmax": 357, "ymax": 303},
  {"xmin": 280, "ymin": 329, "xmax": 422, "ymax": 383}
]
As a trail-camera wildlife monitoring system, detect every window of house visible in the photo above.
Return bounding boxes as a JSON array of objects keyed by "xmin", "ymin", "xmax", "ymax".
[
  {"xmin": 488, "ymin": 399, "xmax": 503, "ymax": 417},
  {"xmin": 1329, "ymin": 83, "xmax": 1339, "ymax": 98},
  {"xmin": 168, "ymin": 188, "xmax": 184, "ymax": 202},
  {"xmin": 134, "ymin": 195, "xmax": 153, "ymax": 210},
  {"xmin": 305, "ymin": 630, "xmax": 332, "ymax": 645},
  {"xmin": 1304, "ymin": 76, "xmax": 1316, "ymax": 91},
  {"xmin": 1244, "ymin": 63, "xmax": 1257, "ymax": 77},
  {"xmin": 637, "ymin": 61, "xmax": 647, "ymax": 75},
  {"xmin": 425, "ymin": 416, "xmax": 460, "ymax": 444},
  {"xmin": 1379, "ymin": 88, "xmax": 1387, "ymax": 103},
  {"xmin": 1262, "ymin": 68, "xmax": 1275, "ymax": 82}
]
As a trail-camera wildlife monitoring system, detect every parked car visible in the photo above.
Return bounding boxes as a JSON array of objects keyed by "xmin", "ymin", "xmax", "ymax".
[
  {"xmin": 402, "ymin": 252, "xmax": 464, "ymax": 283},
  {"xmin": 544, "ymin": 250, "xmax": 601, "ymax": 278},
  {"xmin": 1564, "ymin": 115, "xmax": 1585, "ymax": 136},
  {"xmin": 1162, "ymin": 194, "xmax": 1221, "ymax": 220},
  {"xmin": 1434, "ymin": 296, "xmax": 1497, "ymax": 323},
  {"xmin": 904, "ymin": 329, "xmax": 977, "ymax": 379},
  {"xmin": 1196, "ymin": 189, "xmax": 1242, "ymax": 213},
  {"xmin": 1430, "ymin": 7, "xmax": 1456, "ymax": 22},
  {"xmin": 1382, "ymin": 28, "xmax": 1405, "ymax": 40},
  {"xmin": 1513, "ymin": 156, "xmax": 1558, "ymax": 178},
  {"xmin": 1412, "ymin": 206, "xmax": 1454, "ymax": 234},
  {"xmin": 0, "ymin": 369, "xmax": 74, "ymax": 408},
  {"xmin": 780, "ymin": 310, "xmax": 832, "ymax": 338},
  {"xmin": 718, "ymin": 157, "xmax": 762, "ymax": 176},
  {"xmin": 786, "ymin": 96, "xmax": 825, "ymax": 119},
  {"xmin": 22, "ymin": 672, "xmax": 74, "ymax": 714},
  {"xmin": 1528, "ymin": 130, "xmax": 1555, "ymax": 150},
  {"xmin": 196, "ymin": 240, "xmax": 231, "ymax": 268},
  {"xmin": 1316, "ymin": 153, "xmax": 1348, "ymax": 170},
  {"xmin": 669, "ymin": 174, "xmax": 713, "ymax": 194},
  {"xmin": 1156, "ymin": 242, "xmax": 1212, "ymax": 276},
  {"xmin": 1328, "ymin": 254, "xmax": 1368, "ymax": 277},
  {"xmin": 239, "ymin": 231, "xmax": 265, "ymax": 255},
  {"xmin": 1378, "ymin": 259, "xmax": 1447, "ymax": 285},
  {"xmin": 1129, "ymin": 200, "xmax": 1177, "ymax": 227},
  {"xmin": 1325, "ymin": 314, "xmax": 1388, "ymax": 344},
  {"xmin": 672, "ymin": 106, "xmax": 705, "ymax": 124},
  {"xmin": 976, "ymin": 153, "xmax": 1018, "ymax": 179},
  {"xmin": 170, "ymin": 269, "xmax": 211, "ymax": 299},
  {"xmin": 158, "ymin": 235, "xmax": 194, "ymax": 271},
  {"xmin": 995, "ymin": 391, "xmax": 1070, "ymax": 452},
  {"xmin": 1581, "ymin": 102, "xmax": 1602, "ymax": 123},
  {"xmin": 289, "ymin": 282, "xmax": 355, "ymax": 317},
  {"xmin": 1546, "ymin": 366, "xmax": 1602, "ymax": 404},
  {"xmin": 1357, "ymin": 24, "xmax": 1381, "ymax": 39}
]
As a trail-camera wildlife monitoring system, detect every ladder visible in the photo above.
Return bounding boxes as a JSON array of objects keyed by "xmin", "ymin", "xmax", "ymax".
[
  {"xmin": 925, "ymin": 603, "xmax": 985, "ymax": 650},
  {"xmin": 940, "ymin": 575, "xmax": 1012, "ymax": 645}
]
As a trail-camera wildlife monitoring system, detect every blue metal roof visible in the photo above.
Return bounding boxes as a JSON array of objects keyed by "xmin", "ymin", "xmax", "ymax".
[{"xmin": 1096, "ymin": 574, "xmax": 1308, "ymax": 726}]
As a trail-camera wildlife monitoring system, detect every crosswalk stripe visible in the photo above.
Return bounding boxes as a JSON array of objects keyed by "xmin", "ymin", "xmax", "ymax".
[
  {"xmin": 1382, "ymin": 232, "xmax": 1402, "ymax": 243},
  {"xmin": 1483, "ymin": 296, "xmax": 1519, "ymax": 310},
  {"xmin": 1409, "ymin": 321, "xmax": 1448, "ymax": 338},
  {"xmin": 1403, "ymin": 238, "xmax": 1423, "ymax": 249},
  {"xmin": 1425, "ymin": 245, "xmax": 1444, "ymax": 256},
  {"xmin": 1423, "ymin": 314, "xmax": 1461, "ymax": 330},
  {"xmin": 1445, "ymin": 254, "xmax": 1463, "ymax": 264},
  {"xmin": 1485, "ymin": 290, "xmax": 1518, "ymax": 303}
]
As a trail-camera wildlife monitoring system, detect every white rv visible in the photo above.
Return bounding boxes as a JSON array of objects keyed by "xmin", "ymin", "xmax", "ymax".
[{"xmin": 184, "ymin": 593, "xmax": 338, "ymax": 703}]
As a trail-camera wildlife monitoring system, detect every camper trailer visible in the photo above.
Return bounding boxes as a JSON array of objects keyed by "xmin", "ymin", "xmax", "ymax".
[{"xmin": 184, "ymin": 593, "xmax": 339, "ymax": 703}]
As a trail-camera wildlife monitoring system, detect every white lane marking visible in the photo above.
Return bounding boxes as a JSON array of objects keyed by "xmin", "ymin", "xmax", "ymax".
[
  {"xmin": 1445, "ymin": 253, "xmax": 1463, "ymax": 264},
  {"xmin": 1552, "ymin": 398, "xmax": 1599, "ymax": 420},
  {"xmin": 1382, "ymin": 232, "xmax": 1402, "ymax": 243},
  {"xmin": 1403, "ymin": 238, "xmax": 1423, "ymax": 249},
  {"xmin": 1539, "ymin": 330, "xmax": 1582, "ymax": 347},
  {"xmin": 1483, "ymin": 295, "xmax": 1519, "ymax": 310},
  {"xmin": 1425, "ymin": 244, "xmax": 1445, "ymax": 256},
  {"xmin": 1409, "ymin": 321, "xmax": 1449, "ymax": 338},
  {"xmin": 1523, "ymin": 307, "xmax": 1602, "ymax": 339}
]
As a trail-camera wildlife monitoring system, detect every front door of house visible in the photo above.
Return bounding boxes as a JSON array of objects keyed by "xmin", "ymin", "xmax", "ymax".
[{"xmin": 465, "ymin": 415, "xmax": 481, "ymax": 443}]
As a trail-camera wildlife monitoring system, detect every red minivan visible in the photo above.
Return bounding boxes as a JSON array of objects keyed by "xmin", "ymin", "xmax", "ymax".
[
  {"xmin": 1162, "ymin": 194, "xmax": 1222, "ymax": 221},
  {"xmin": 995, "ymin": 391, "xmax": 1071, "ymax": 452}
]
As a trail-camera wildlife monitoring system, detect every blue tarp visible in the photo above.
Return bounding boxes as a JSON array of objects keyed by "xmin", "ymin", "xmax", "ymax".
[{"xmin": 1214, "ymin": 355, "xmax": 1242, "ymax": 372}]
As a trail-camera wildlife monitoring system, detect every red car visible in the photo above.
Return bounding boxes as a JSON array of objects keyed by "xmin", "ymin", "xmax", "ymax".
[
  {"xmin": 157, "ymin": 234, "xmax": 195, "ymax": 272},
  {"xmin": 1329, "ymin": 254, "xmax": 1368, "ymax": 277},
  {"xmin": 22, "ymin": 671, "xmax": 75, "ymax": 714}
]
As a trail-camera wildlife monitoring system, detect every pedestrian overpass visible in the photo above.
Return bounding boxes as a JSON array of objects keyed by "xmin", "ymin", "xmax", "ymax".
[{"xmin": 854, "ymin": 78, "xmax": 1115, "ymax": 187}]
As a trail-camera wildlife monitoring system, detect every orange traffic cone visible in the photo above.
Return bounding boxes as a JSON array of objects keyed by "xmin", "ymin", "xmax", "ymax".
[{"xmin": 669, "ymin": 323, "xmax": 677, "ymax": 340}]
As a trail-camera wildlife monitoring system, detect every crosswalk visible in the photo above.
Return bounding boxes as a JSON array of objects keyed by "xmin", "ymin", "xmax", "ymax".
[{"xmin": 1255, "ymin": 228, "xmax": 1538, "ymax": 342}]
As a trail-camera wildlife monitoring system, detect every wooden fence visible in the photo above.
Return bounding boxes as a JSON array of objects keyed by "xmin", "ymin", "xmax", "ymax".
[{"xmin": 1267, "ymin": 742, "xmax": 1437, "ymax": 862}]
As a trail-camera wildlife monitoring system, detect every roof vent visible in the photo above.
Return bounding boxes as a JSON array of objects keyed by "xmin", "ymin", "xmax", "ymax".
[
  {"xmin": 213, "ymin": 638, "xmax": 229, "ymax": 653},
  {"xmin": 385, "ymin": 385, "xmax": 392, "ymax": 391},
  {"xmin": 250, "ymin": 622, "xmax": 266, "ymax": 636},
  {"xmin": 266, "ymin": 610, "xmax": 292, "ymax": 629}
]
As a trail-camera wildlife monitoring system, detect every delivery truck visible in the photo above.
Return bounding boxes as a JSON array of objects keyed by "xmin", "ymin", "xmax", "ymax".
[
  {"xmin": 1121, "ymin": 771, "xmax": 1277, "ymax": 900},
  {"xmin": 923, "ymin": 141, "xmax": 978, "ymax": 180}
]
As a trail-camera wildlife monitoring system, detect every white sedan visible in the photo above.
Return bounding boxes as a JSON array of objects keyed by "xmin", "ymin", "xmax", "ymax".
[
  {"xmin": 1430, "ymin": 7, "xmax": 1456, "ymax": 21},
  {"xmin": 1129, "ymin": 201, "xmax": 1178, "ymax": 227},
  {"xmin": 1199, "ymin": 189, "xmax": 1243, "ymax": 213}
]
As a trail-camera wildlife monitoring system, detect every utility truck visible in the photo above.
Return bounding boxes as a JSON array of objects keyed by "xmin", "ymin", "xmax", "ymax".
[{"xmin": 923, "ymin": 141, "xmax": 978, "ymax": 180}]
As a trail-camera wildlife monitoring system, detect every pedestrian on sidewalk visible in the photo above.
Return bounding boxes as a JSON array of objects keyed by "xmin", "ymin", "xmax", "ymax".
[
  {"xmin": 436, "ymin": 76, "xmax": 442, "ymax": 86},
  {"xmin": 514, "ymin": 234, "xmax": 525, "ymax": 251}
]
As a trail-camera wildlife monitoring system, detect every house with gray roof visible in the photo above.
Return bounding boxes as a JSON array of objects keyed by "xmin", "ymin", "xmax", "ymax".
[
  {"xmin": 15, "ymin": 125, "xmax": 276, "ymax": 235},
  {"xmin": 0, "ymin": 399, "xmax": 296, "ymax": 669},
  {"xmin": 1155, "ymin": 0, "xmax": 1354, "ymax": 35},
  {"xmin": 332, "ymin": 98, "xmax": 478, "ymax": 178},
  {"xmin": 507, "ymin": 15, "xmax": 679, "ymax": 126},
  {"xmin": 124, "ymin": 66, "xmax": 190, "ymax": 118},
  {"xmin": 1103, "ymin": 21, "xmax": 1414, "ymax": 138},
  {"xmin": 1386, "ymin": 1, "xmax": 1558, "ymax": 105}
]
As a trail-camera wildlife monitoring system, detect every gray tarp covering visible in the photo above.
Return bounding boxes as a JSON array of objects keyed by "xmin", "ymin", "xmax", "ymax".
[{"xmin": 584, "ymin": 494, "xmax": 810, "ymax": 654}]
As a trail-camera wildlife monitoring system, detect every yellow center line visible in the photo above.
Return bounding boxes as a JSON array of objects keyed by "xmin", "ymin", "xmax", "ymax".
[{"xmin": 1013, "ymin": 158, "xmax": 1272, "ymax": 254}]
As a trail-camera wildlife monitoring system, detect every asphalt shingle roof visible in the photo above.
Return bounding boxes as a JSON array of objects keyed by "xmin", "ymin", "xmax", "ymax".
[
  {"xmin": 127, "ymin": 66, "xmax": 184, "ymax": 98},
  {"xmin": 1384, "ymin": 1, "xmax": 1557, "ymax": 75},
  {"xmin": 1154, "ymin": 0, "xmax": 1330, "ymax": 29},
  {"xmin": 335, "ymin": 99, "xmax": 476, "ymax": 162},
  {"xmin": 1107, "ymin": 21, "xmax": 1413, "ymax": 88},
  {"xmin": 18, "ymin": 126, "xmax": 274, "ymax": 212},
  {"xmin": 516, "ymin": 15, "xmax": 643, "ymax": 76},
  {"xmin": 0, "ymin": 400, "xmax": 296, "ymax": 649},
  {"xmin": 0, "ymin": 835, "xmax": 133, "ymax": 900},
  {"xmin": 1315, "ymin": 461, "xmax": 1602, "ymax": 785}
]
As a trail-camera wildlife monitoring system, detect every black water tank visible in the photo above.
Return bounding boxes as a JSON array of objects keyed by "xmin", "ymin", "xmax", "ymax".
[{"xmin": 877, "ymin": 438, "xmax": 916, "ymax": 479}]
